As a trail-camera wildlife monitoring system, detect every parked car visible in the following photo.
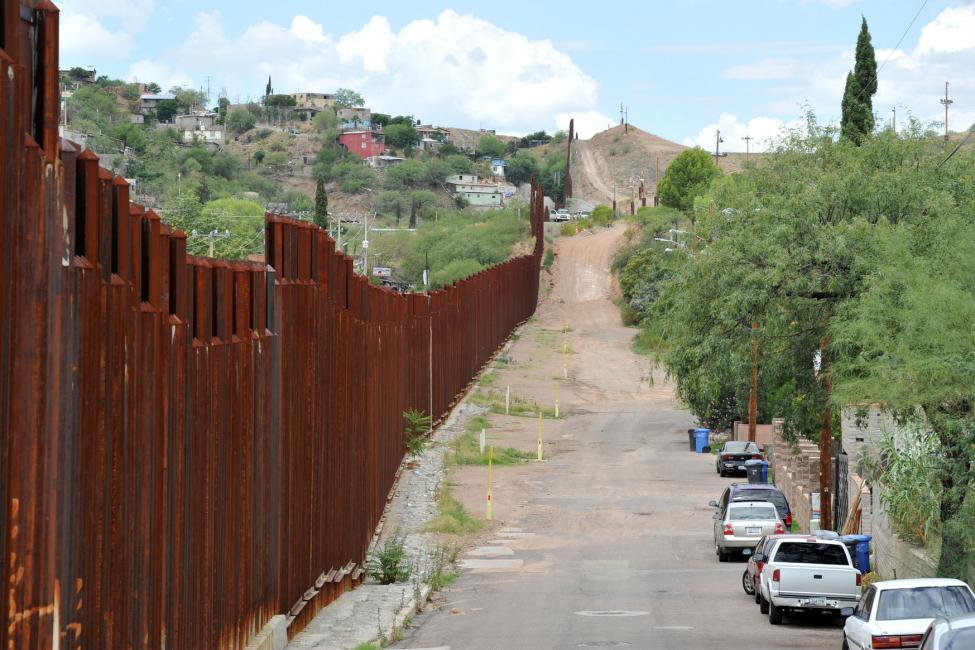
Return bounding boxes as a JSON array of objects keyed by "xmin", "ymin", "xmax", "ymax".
[
  {"xmin": 712, "ymin": 500, "xmax": 784, "ymax": 562},
  {"xmin": 756, "ymin": 536, "xmax": 861, "ymax": 625},
  {"xmin": 919, "ymin": 612, "xmax": 975, "ymax": 649},
  {"xmin": 711, "ymin": 483, "xmax": 793, "ymax": 529},
  {"xmin": 743, "ymin": 534, "xmax": 809, "ymax": 598},
  {"xmin": 552, "ymin": 209, "xmax": 572, "ymax": 222},
  {"xmin": 576, "ymin": 211, "xmax": 590, "ymax": 220},
  {"xmin": 716, "ymin": 440, "xmax": 764, "ymax": 476},
  {"xmin": 842, "ymin": 579, "xmax": 975, "ymax": 650}
]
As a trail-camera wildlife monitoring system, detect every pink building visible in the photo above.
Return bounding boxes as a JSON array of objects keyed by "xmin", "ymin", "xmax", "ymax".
[{"xmin": 337, "ymin": 130, "xmax": 385, "ymax": 159}]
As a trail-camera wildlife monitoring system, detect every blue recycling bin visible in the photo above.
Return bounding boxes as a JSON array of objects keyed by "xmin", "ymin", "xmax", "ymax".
[
  {"xmin": 760, "ymin": 460, "xmax": 769, "ymax": 484},
  {"xmin": 844, "ymin": 534, "xmax": 872, "ymax": 573},
  {"xmin": 693, "ymin": 428, "xmax": 710, "ymax": 453}
]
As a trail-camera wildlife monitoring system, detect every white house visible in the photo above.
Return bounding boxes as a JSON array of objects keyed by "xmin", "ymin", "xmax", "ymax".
[{"xmin": 490, "ymin": 159, "xmax": 506, "ymax": 178}]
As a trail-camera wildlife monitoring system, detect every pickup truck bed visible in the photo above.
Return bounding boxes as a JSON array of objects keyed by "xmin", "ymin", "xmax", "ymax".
[{"xmin": 760, "ymin": 538, "xmax": 861, "ymax": 624}]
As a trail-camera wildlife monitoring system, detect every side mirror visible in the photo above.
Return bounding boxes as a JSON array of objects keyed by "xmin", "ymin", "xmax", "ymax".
[
  {"xmin": 840, "ymin": 607, "xmax": 854, "ymax": 617},
  {"xmin": 708, "ymin": 500, "xmax": 719, "ymax": 508},
  {"xmin": 712, "ymin": 512, "xmax": 720, "ymax": 519}
]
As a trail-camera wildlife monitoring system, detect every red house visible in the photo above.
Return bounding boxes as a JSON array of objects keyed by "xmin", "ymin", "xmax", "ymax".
[{"xmin": 338, "ymin": 129, "xmax": 385, "ymax": 159}]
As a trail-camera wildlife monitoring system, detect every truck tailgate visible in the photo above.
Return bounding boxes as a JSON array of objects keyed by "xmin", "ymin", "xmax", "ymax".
[{"xmin": 778, "ymin": 565, "xmax": 858, "ymax": 598}]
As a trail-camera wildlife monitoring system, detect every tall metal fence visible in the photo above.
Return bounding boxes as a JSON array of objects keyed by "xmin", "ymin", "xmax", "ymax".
[{"xmin": 0, "ymin": 2, "xmax": 545, "ymax": 647}]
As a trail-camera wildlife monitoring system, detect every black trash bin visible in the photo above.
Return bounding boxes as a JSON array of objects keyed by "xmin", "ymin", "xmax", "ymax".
[
  {"xmin": 745, "ymin": 459, "xmax": 764, "ymax": 484},
  {"xmin": 687, "ymin": 429, "xmax": 696, "ymax": 452}
]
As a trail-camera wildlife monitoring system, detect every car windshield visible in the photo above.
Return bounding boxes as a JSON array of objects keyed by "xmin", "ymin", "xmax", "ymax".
[
  {"xmin": 773, "ymin": 542, "xmax": 849, "ymax": 565},
  {"xmin": 728, "ymin": 505, "xmax": 777, "ymax": 521},
  {"xmin": 946, "ymin": 628, "xmax": 975, "ymax": 649},
  {"xmin": 724, "ymin": 441, "xmax": 758, "ymax": 453},
  {"xmin": 733, "ymin": 489, "xmax": 787, "ymax": 511},
  {"xmin": 875, "ymin": 587, "xmax": 975, "ymax": 621}
]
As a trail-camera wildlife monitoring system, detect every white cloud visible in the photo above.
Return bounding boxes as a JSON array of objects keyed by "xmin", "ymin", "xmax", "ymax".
[
  {"xmin": 120, "ymin": 10, "xmax": 602, "ymax": 134},
  {"xmin": 554, "ymin": 110, "xmax": 617, "ymax": 139},
  {"xmin": 58, "ymin": 0, "xmax": 154, "ymax": 61},
  {"xmin": 683, "ymin": 114, "xmax": 803, "ymax": 153},
  {"xmin": 916, "ymin": 6, "xmax": 975, "ymax": 55},
  {"xmin": 724, "ymin": 59, "xmax": 797, "ymax": 80}
]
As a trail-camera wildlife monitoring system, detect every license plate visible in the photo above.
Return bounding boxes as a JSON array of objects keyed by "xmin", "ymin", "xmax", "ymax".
[
  {"xmin": 742, "ymin": 548, "xmax": 752, "ymax": 556},
  {"xmin": 810, "ymin": 597, "xmax": 827, "ymax": 606},
  {"xmin": 746, "ymin": 527, "xmax": 760, "ymax": 535},
  {"xmin": 738, "ymin": 465, "xmax": 746, "ymax": 470}
]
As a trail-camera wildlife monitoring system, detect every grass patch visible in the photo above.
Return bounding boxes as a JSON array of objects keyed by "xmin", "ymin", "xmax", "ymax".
[
  {"xmin": 469, "ymin": 389, "xmax": 560, "ymax": 418},
  {"xmin": 354, "ymin": 644, "xmax": 381, "ymax": 650},
  {"xmin": 543, "ymin": 248, "xmax": 555, "ymax": 271},
  {"xmin": 478, "ymin": 370, "xmax": 499, "ymax": 388},
  {"xmin": 535, "ymin": 329, "xmax": 558, "ymax": 346},
  {"xmin": 427, "ymin": 543, "xmax": 462, "ymax": 591},
  {"xmin": 424, "ymin": 475, "xmax": 484, "ymax": 535},
  {"xmin": 450, "ymin": 426, "xmax": 533, "ymax": 466}
]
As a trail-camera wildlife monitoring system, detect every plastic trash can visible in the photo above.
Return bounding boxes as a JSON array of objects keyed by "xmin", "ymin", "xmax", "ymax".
[
  {"xmin": 844, "ymin": 534, "xmax": 872, "ymax": 573},
  {"xmin": 744, "ymin": 459, "xmax": 763, "ymax": 483},
  {"xmin": 687, "ymin": 429, "xmax": 696, "ymax": 452},
  {"xmin": 760, "ymin": 460, "xmax": 769, "ymax": 484},
  {"xmin": 693, "ymin": 428, "xmax": 710, "ymax": 453}
]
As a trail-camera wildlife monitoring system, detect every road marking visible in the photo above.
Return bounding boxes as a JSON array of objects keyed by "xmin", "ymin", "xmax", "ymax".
[
  {"xmin": 574, "ymin": 610, "xmax": 648, "ymax": 617},
  {"xmin": 459, "ymin": 558, "xmax": 524, "ymax": 570},
  {"xmin": 467, "ymin": 546, "xmax": 514, "ymax": 557}
]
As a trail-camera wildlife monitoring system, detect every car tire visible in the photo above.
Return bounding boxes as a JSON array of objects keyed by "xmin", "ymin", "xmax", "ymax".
[
  {"xmin": 759, "ymin": 592, "xmax": 769, "ymax": 614},
  {"xmin": 719, "ymin": 469, "xmax": 726, "ymax": 477},
  {"xmin": 742, "ymin": 569, "xmax": 755, "ymax": 595},
  {"xmin": 717, "ymin": 548, "xmax": 728, "ymax": 562},
  {"xmin": 768, "ymin": 601, "xmax": 783, "ymax": 625},
  {"xmin": 754, "ymin": 585, "xmax": 761, "ymax": 604},
  {"xmin": 841, "ymin": 636, "xmax": 849, "ymax": 650}
]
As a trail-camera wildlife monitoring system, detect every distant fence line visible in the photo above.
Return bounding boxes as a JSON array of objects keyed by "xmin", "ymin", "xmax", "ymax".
[{"xmin": 0, "ymin": 2, "xmax": 545, "ymax": 647}]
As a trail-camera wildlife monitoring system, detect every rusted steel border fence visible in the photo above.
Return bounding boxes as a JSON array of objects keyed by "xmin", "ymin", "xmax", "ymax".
[{"xmin": 0, "ymin": 2, "xmax": 545, "ymax": 647}]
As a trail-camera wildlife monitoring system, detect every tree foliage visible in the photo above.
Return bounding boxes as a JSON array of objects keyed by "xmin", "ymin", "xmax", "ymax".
[
  {"xmin": 840, "ymin": 17, "xmax": 877, "ymax": 144},
  {"xmin": 476, "ymin": 135, "xmax": 506, "ymax": 159},
  {"xmin": 333, "ymin": 88, "xmax": 365, "ymax": 109},
  {"xmin": 226, "ymin": 109, "xmax": 256, "ymax": 135},
  {"xmin": 657, "ymin": 148, "xmax": 720, "ymax": 213},
  {"xmin": 384, "ymin": 123, "xmax": 421, "ymax": 150},
  {"xmin": 314, "ymin": 176, "xmax": 328, "ymax": 228}
]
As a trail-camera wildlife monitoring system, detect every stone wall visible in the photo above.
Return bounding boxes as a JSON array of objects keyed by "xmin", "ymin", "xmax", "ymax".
[
  {"xmin": 768, "ymin": 425, "xmax": 820, "ymax": 532},
  {"xmin": 872, "ymin": 488, "xmax": 938, "ymax": 579}
]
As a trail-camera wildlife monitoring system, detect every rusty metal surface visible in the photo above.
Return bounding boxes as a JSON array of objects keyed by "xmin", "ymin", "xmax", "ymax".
[{"xmin": 0, "ymin": 2, "xmax": 545, "ymax": 647}]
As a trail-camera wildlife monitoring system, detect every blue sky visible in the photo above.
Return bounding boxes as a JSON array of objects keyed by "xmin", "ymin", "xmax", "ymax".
[{"xmin": 60, "ymin": 0, "xmax": 975, "ymax": 150}]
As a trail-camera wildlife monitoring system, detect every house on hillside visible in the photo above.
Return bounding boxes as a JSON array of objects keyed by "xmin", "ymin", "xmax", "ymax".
[
  {"xmin": 338, "ymin": 129, "xmax": 385, "ymax": 159},
  {"xmin": 419, "ymin": 137, "xmax": 442, "ymax": 153},
  {"xmin": 416, "ymin": 125, "xmax": 449, "ymax": 142},
  {"xmin": 365, "ymin": 155, "xmax": 405, "ymax": 170},
  {"xmin": 175, "ymin": 111, "xmax": 224, "ymax": 144},
  {"xmin": 445, "ymin": 174, "xmax": 503, "ymax": 208},
  {"xmin": 293, "ymin": 92, "xmax": 336, "ymax": 114},
  {"xmin": 138, "ymin": 92, "xmax": 175, "ymax": 115},
  {"xmin": 490, "ymin": 159, "xmax": 506, "ymax": 178},
  {"xmin": 338, "ymin": 107, "xmax": 372, "ymax": 124}
]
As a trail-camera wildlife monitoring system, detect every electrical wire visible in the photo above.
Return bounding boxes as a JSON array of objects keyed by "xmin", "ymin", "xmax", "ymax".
[{"xmin": 938, "ymin": 123, "xmax": 975, "ymax": 167}]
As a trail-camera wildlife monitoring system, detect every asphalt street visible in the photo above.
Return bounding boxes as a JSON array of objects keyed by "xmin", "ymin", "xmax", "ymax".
[{"xmin": 394, "ymin": 226, "xmax": 841, "ymax": 650}]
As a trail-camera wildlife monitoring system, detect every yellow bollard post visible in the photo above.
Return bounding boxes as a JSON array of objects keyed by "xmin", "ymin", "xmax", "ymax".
[
  {"xmin": 486, "ymin": 446, "xmax": 493, "ymax": 520},
  {"xmin": 537, "ymin": 412, "xmax": 544, "ymax": 461},
  {"xmin": 505, "ymin": 385, "xmax": 510, "ymax": 415}
]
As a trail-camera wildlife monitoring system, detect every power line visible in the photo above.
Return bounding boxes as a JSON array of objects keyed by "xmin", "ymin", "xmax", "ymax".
[{"xmin": 938, "ymin": 123, "xmax": 974, "ymax": 168}]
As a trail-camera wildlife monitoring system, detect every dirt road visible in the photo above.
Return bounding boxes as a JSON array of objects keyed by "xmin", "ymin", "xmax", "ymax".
[
  {"xmin": 394, "ymin": 225, "xmax": 840, "ymax": 649},
  {"xmin": 575, "ymin": 141, "xmax": 615, "ymax": 205}
]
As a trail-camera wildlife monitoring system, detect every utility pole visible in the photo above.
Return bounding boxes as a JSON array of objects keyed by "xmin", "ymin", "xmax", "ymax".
[
  {"xmin": 819, "ymin": 338, "xmax": 833, "ymax": 531},
  {"xmin": 714, "ymin": 130, "xmax": 724, "ymax": 168},
  {"xmin": 654, "ymin": 157, "xmax": 659, "ymax": 206},
  {"xmin": 743, "ymin": 135, "xmax": 753, "ymax": 158},
  {"xmin": 619, "ymin": 103, "xmax": 625, "ymax": 126},
  {"xmin": 748, "ymin": 321, "xmax": 759, "ymax": 442},
  {"xmin": 941, "ymin": 82, "xmax": 953, "ymax": 146},
  {"xmin": 624, "ymin": 106, "xmax": 628, "ymax": 133},
  {"xmin": 891, "ymin": 107, "xmax": 896, "ymax": 133}
]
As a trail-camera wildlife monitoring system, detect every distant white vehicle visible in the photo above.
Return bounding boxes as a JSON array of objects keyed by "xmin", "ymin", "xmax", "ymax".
[
  {"xmin": 575, "ymin": 211, "xmax": 590, "ymax": 220},
  {"xmin": 551, "ymin": 209, "xmax": 571, "ymax": 222}
]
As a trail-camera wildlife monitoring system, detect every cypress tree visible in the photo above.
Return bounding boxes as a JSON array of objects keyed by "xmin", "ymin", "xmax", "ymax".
[
  {"xmin": 314, "ymin": 176, "xmax": 328, "ymax": 229},
  {"xmin": 265, "ymin": 75, "xmax": 273, "ymax": 97},
  {"xmin": 841, "ymin": 17, "xmax": 877, "ymax": 144}
]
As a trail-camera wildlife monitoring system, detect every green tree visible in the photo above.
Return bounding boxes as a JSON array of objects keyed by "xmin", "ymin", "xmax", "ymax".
[
  {"xmin": 253, "ymin": 150, "xmax": 265, "ymax": 166},
  {"xmin": 263, "ymin": 94, "xmax": 297, "ymax": 107},
  {"xmin": 170, "ymin": 86, "xmax": 206, "ymax": 112},
  {"xmin": 476, "ymin": 135, "xmax": 506, "ymax": 159},
  {"xmin": 155, "ymin": 99, "xmax": 178, "ymax": 123},
  {"xmin": 384, "ymin": 123, "xmax": 421, "ymax": 150},
  {"xmin": 196, "ymin": 175, "xmax": 212, "ymax": 203},
  {"xmin": 226, "ymin": 109, "xmax": 257, "ymax": 135},
  {"xmin": 375, "ymin": 191, "xmax": 410, "ymax": 225},
  {"xmin": 111, "ymin": 122, "xmax": 147, "ymax": 153},
  {"xmin": 657, "ymin": 148, "xmax": 720, "ymax": 213},
  {"xmin": 384, "ymin": 159, "xmax": 428, "ymax": 190},
  {"xmin": 334, "ymin": 88, "xmax": 365, "ymax": 109},
  {"xmin": 505, "ymin": 151, "xmax": 540, "ymax": 185},
  {"xmin": 840, "ymin": 17, "xmax": 877, "ymax": 144},
  {"xmin": 217, "ymin": 97, "xmax": 230, "ymax": 124},
  {"xmin": 314, "ymin": 176, "xmax": 328, "ymax": 228}
]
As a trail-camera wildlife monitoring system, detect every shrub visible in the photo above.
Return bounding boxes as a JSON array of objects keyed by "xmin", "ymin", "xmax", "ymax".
[
  {"xmin": 403, "ymin": 409, "xmax": 431, "ymax": 457},
  {"xmin": 364, "ymin": 536, "xmax": 411, "ymax": 584}
]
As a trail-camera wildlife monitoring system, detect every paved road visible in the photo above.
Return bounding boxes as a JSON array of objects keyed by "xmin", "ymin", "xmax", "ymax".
[{"xmin": 394, "ymin": 227, "xmax": 841, "ymax": 650}]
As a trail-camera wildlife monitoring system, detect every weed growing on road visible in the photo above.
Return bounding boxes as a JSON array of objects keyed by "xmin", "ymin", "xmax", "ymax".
[
  {"xmin": 424, "ymin": 474, "xmax": 484, "ymax": 535},
  {"xmin": 449, "ymin": 423, "xmax": 533, "ymax": 466},
  {"xmin": 470, "ymin": 389, "xmax": 559, "ymax": 418},
  {"xmin": 403, "ymin": 409, "xmax": 432, "ymax": 458},
  {"xmin": 427, "ymin": 542, "xmax": 462, "ymax": 591},
  {"xmin": 364, "ymin": 535, "xmax": 412, "ymax": 584}
]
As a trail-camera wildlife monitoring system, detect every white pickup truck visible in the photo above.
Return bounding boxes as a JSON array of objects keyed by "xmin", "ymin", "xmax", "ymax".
[{"xmin": 756, "ymin": 536, "xmax": 861, "ymax": 625}]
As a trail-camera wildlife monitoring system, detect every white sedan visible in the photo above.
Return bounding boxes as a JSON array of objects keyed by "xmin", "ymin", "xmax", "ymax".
[{"xmin": 843, "ymin": 578, "xmax": 975, "ymax": 650}]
